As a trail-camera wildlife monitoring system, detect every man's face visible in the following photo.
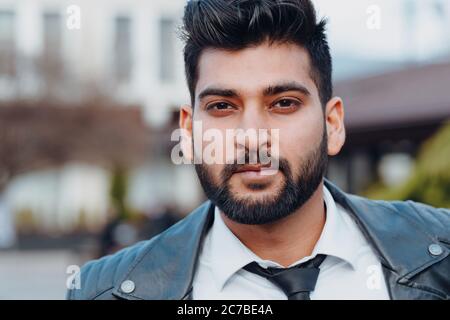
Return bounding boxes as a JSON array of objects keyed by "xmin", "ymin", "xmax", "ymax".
[{"xmin": 180, "ymin": 41, "xmax": 345, "ymax": 225}]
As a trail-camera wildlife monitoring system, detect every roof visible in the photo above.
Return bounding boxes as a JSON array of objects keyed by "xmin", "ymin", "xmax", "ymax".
[{"xmin": 334, "ymin": 61, "xmax": 450, "ymax": 133}]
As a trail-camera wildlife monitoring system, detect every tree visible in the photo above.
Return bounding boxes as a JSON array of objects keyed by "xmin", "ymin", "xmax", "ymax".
[{"xmin": 365, "ymin": 122, "xmax": 450, "ymax": 208}]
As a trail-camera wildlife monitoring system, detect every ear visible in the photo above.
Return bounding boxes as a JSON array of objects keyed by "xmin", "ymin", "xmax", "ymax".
[
  {"xmin": 179, "ymin": 104, "xmax": 194, "ymax": 162},
  {"xmin": 324, "ymin": 97, "xmax": 346, "ymax": 156}
]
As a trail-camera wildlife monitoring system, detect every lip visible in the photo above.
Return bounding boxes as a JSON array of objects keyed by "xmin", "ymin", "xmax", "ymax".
[
  {"xmin": 233, "ymin": 164, "xmax": 279, "ymax": 180},
  {"xmin": 234, "ymin": 164, "xmax": 271, "ymax": 173}
]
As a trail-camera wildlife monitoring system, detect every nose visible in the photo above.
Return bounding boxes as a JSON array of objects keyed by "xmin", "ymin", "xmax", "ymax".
[{"xmin": 234, "ymin": 105, "xmax": 271, "ymax": 162}]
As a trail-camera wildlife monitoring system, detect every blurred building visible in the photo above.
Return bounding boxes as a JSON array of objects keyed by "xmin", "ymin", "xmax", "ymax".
[
  {"xmin": 0, "ymin": 0, "xmax": 189, "ymax": 127},
  {"xmin": 329, "ymin": 61, "xmax": 450, "ymax": 193},
  {"xmin": 0, "ymin": 0, "xmax": 203, "ymax": 240}
]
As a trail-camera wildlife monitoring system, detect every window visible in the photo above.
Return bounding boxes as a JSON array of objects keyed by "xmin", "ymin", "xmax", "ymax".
[
  {"xmin": 43, "ymin": 12, "xmax": 62, "ymax": 57},
  {"xmin": 159, "ymin": 18, "xmax": 175, "ymax": 82},
  {"xmin": 114, "ymin": 16, "xmax": 132, "ymax": 83},
  {"xmin": 0, "ymin": 11, "xmax": 16, "ymax": 77},
  {"xmin": 42, "ymin": 12, "xmax": 63, "ymax": 79}
]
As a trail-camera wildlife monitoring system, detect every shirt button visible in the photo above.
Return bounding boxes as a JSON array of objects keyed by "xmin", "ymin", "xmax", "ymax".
[
  {"xmin": 120, "ymin": 280, "xmax": 136, "ymax": 294},
  {"xmin": 428, "ymin": 244, "xmax": 443, "ymax": 256}
]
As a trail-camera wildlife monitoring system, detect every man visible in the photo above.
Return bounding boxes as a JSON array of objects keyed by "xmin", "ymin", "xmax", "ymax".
[{"xmin": 68, "ymin": 0, "xmax": 449, "ymax": 300}]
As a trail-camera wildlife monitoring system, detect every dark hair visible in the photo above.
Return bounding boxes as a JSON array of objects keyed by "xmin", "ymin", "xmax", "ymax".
[{"xmin": 180, "ymin": 0, "xmax": 333, "ymax": 107}]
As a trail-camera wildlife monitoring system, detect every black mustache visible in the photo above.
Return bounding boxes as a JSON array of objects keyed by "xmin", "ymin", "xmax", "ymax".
[{"xmin": 235, "ymin": 149, "xmax": 274, "ymax": 164}]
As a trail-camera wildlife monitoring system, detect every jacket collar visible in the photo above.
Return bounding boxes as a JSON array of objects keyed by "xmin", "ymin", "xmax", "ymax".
[
  {"xmin": 324, "ymin": 180, "xmax": 448, "ymax": 278},
  {"xmin": 112, "ymin": 179, "xmax": 448, "ymax": 300},
  {"xmin": 112, "ymin": 201, "xmax": 214, "ymax": 300}
]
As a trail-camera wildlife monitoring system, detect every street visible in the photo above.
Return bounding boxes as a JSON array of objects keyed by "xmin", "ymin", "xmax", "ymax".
[{"xmin": 0, "ymin": 250, "xmax": 85, "ymax": 300}]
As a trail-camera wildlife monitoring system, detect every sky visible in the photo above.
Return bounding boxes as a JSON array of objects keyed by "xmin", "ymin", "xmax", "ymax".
[{"xmin": 312, "ymin": 0, "xmax": 450, "ymax": 79}]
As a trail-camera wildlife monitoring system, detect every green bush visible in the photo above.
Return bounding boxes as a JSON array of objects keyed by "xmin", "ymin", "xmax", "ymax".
[
  {"xmin": 365, "ymin": 121, "xmax": 450, "ymax": 208},
  {"xmin": 110, "ymin": 166, "xmax": 130, "ymax": 220}
]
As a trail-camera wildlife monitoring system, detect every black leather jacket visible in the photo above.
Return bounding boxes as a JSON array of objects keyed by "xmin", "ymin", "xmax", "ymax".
[{"xmin": 67, "ymin": 180, "xmax": 450, "ymax": 300}]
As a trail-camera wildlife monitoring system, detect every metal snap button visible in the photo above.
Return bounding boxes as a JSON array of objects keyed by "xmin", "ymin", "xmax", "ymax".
[
  {"xmin": 428, "ymin": 244, "xmax": 443, "ymax": 256},
  {"xmin": 120, "ymin": 280, "xmax": 136, "ymax": 294}
]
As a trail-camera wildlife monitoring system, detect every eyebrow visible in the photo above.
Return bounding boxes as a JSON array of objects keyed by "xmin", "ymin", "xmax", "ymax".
[
  {"xmin": 198, "ymin": 88, "xmax": 238, "ymax": 101},
  {"xmin": 197, "ymin": 81, "xmax": 311, "ymax": 102},
  {"xmin": 263, "ymin": 82, "xmax": 311, "ymax": 97}
]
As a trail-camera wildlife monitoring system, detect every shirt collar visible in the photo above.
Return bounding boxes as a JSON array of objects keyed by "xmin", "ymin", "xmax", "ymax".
[
  {"xmin": 313, "ymin": 186, "xmax": 362, "ymax": 270},
  {"xmin": 207, "ymin": 185, "xmax": 364, "ymax": 291}
]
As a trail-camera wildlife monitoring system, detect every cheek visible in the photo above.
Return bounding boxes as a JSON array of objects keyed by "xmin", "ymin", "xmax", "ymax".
[
  {"xmin": 207, "ymin": 163, "xmax": 226, "ymax": 184},
  {"xmin": 192, "ymin": 120, "xmax": 230, "ymax": 180},
  {"xmin": 195, "ymin": 115, "xmax": 253, "ymax": 165},
  {"xmin": 276, "ymin": 111, "xmax": 324, "ymax": 159}
]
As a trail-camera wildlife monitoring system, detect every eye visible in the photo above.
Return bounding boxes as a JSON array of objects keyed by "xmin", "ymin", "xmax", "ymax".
[
  {"xmin": 206, "ymin": 102, "xmax": 235, "ymax": 111},
  {"xmin": 272, "ymin": 98, "xmax": 302, "ymax": 109},
  {"xmin": 209, "ymin": 102, "xmax": 231, "ymax": 110}
]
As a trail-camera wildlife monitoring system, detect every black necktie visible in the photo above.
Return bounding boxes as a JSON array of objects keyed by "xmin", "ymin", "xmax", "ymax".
[{"xmin": 243, "ymin": 254, "xmax": 327, "ymax": 300}]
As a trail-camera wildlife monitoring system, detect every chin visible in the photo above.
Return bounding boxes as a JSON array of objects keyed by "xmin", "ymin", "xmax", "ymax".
[
  {"xmin": 231, "ymin": 172, "xmax": 284, "ymax": 191},
  {"xmin": 232, "ymin": 184, "xmax": 282, "ymax": 200}
]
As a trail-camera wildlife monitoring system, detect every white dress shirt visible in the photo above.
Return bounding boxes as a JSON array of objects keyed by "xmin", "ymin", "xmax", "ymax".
[{"xmin": 192, "ymin": 185, "xmax": 390, "ymax": 300}]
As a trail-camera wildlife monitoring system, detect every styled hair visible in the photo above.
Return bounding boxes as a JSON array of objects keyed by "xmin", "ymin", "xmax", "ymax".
[{"xmin": 180, "ymin": 0, "xmax": 333, "ymax": 107}]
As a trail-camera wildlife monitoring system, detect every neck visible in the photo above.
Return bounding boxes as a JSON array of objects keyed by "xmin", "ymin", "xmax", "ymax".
[{"xmin": 220, "ymin": 181, "xmax": 326, "ymax": 267}]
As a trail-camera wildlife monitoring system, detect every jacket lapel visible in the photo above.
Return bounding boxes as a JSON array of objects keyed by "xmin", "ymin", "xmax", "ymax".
[
  {"xmin": 324, "ymin": 180, "xmax": 449, "ymax": 299},
  {"xmin": 112, "ymin": 201, "xmax": 215, "ymax": 300}
]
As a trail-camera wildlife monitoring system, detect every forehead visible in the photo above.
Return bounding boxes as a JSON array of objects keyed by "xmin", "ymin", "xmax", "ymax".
[{"xmin": 195, "ymin": 41, "xmax": 317, "ymax": 98}]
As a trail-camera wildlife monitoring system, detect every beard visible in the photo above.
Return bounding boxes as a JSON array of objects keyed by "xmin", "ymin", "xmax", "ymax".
[{"xmin": 194, "ymin": 128, "xmax": 329, "ymax": 225}]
